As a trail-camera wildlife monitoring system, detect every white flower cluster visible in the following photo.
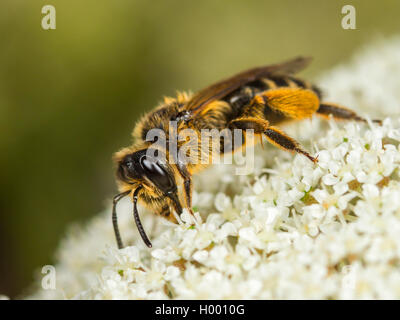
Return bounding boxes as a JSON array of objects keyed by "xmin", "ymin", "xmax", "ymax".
[{"xmin": 30, "ymin": 37, "xmax": 400, "ymax": 299}]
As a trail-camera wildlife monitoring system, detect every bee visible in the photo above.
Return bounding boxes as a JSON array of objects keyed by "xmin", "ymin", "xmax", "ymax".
[{"xmin": 112, "ymin": 56, "xmax": 380, "ymax": 249}]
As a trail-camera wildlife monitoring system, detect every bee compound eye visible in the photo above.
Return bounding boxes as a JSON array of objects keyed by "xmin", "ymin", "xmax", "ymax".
[
  {"xmin": 139, "ymin": 156, "xmax": 175, "ymax": 192},
  {"xmin": 140, "ymin": 156, "xmax": 163, "ymax": 176}
]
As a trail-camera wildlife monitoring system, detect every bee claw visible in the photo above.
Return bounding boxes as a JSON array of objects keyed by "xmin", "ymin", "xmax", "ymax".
[{"xmin": 295, "ymin": 147, "xmax": 318, "ymax": 163}]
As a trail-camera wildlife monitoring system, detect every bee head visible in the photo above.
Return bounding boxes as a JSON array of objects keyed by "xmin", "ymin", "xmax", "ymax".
[
  {"xmin": 116, "ymin": 148, "xmax": 177, "ymax": 197},
  {"xmin": 113, "ymin": 147, "xmax": 182, "ymax": 249}
]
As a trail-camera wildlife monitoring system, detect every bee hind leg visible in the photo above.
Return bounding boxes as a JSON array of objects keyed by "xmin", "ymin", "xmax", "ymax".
[
  {"xmin": 264, "ymin": 126, "xmax": 318, "ymax": 163},
  {"xmin": 230, "ymin": 117, "xmax": 318, "ymax": 163},
  {"xmin": 317, "ymin": 103, "xmax": 381, "ymax": 124}
]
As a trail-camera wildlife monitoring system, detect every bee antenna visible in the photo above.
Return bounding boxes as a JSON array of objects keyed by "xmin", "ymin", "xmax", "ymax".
[
  {"xmin": 132, "ymin": 186, "xmax": 153, "ymax": 248},
  {"xmin": 112, "ymin": 190, "xmax": 130, "ymax": 249}
]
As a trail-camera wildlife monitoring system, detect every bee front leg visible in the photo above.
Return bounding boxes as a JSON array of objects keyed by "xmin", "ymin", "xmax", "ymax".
[
  {"xmin": 168, "ymin": 149, "xmax": 194, "ymax": 215},
  {"xmin": 175, "ymin": 163, "xmax": 194, "ymax": 215}
]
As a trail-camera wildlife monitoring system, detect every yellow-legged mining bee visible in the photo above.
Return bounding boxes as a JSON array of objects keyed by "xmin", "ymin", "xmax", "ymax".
[{"xmin": 112, "ymin": 56, "xmax": 380, "ymax": 249}]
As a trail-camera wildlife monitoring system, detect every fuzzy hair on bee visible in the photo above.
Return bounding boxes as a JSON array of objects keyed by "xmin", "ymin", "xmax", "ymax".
[{"xmin": 112, "ymin": 56, "xmax": 381, "ymax": 249}]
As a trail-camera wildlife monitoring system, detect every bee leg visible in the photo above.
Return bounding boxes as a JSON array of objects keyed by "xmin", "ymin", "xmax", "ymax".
[
  {"xmin": 317, "ymin": 102, "xmax": 382, "ymax": 124},
  {"xmin": 168, "ymin": 192, "xmax": 183, "ymax": 217},
  {"xmin": 257, "ymin": 87, "xmax": 320, "ymax": 120},
  {"xmin": 175, "ymin": 163, "xmax": 194, "ymax": 215},
  {"xmin": 230, "ymin": 117, "xmax": 317, "ymax": 163},
  {"xmin": 264, "ymin": 126, "xmax": 318, "ymax": 163},
  {"xmin": 168, "ymin": 150, "xmax": 193, "ymax": 215},
  {"xmin": 132, "ymin": 186, "xmax": 153, "ymax": 248},
  {"xmin": 183, "ymin": 178, "xmax": 193, "ymax": 214}
]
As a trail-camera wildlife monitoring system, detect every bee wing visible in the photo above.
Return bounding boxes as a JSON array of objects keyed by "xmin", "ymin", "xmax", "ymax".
[{"xmin": 185, "ymin": 56, "xmax": 312, "ymax": 114}]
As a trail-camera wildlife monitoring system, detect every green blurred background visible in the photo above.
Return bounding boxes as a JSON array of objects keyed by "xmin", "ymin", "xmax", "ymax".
[{"xmin": 0, "ymin": 0, "xmax": 398, "ymax": 298}]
